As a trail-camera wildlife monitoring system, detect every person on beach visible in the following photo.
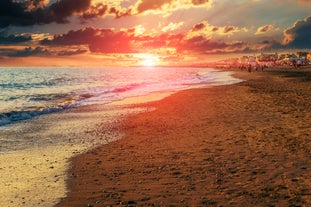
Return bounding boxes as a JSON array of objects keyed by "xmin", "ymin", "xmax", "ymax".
[
  {"xmin": 293, "ymin": 60, "xmax": 297, "ymax": 69},
  {"xmin": 248, "ymin": 63, "xmax": 252, "ymax": 72}
]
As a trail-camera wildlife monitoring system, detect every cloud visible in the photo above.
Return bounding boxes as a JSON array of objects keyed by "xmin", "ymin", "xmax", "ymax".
[
  {"xmin": 223, "ymin": 26, "xmax": 236, "ymax": 34},
  {"xmin": 192, "ymin": 0, "xmax": 210, "ymax": 5},
  {"xmin": 188, "ymin": 21, "xmax": 247, "ymax": 39},
  {"xmin": 192, "ymin": 22, "xmax": 206, "ymax": 31},
  {"xmin": 8, "ymin": 46, "xmax": 50, "ymax": 57},
  {"xmin": 283, "ymin": 16, "xmax": 311, "ymax": 48},
  {"xmin": 48, "ymin": 0, "xmax": 91, "ymax": 23},
  {"xmin": 83, "ymin": 0, "xmax": 211, "ymax": 19},
  {"xmin": 39, "ymin": 24, "xmax": 258, "ymax": 55},
  {"xmin": 136, "ymin": 0, "xmax": 174, "ymax": 13},
  {"xmin": 0, "ymin": 0, "xmax": 91, "ymax": 27},
  {"xmin": 41, "ymin": 27, "xmax": 97, "ymax": 45},
  {"xmin": 58, "ymin": 49, "xmax": 87, "ymax": 56},
  {"xmin": 82, "ymin": 3, "xmax": 108, "ymax": 19},
  {"xmin": 0, "ymin": 0, "xmax": 213, "ymax": 27},
  {"xmin": 134, "ymin": 0, "xmax": 211, "ymax": 15},
  {"xmin": 41, "ymin": 27, "xmax": 135, "ymax": 53},
  {"xmin": 24, "ymin": 0, "xmax": 50, "ymax": 10},
  {"xmin": 108, "ymin": 6, "xmax": 132, "ymax": 18},
  {"xmin": 255, "ymin": 24, "xmax": 275, "ymax": 35},
  {"xmin": 179, "ymin": 35, "xmax": 252, "ymax": 54},
  {"xmin": 0, "ymin": 34, "xmax": 32, "ymax": 45},
  {"xmin": 259, "ymin": 39, "xmax": 285, "ymax": 50},
  {"xmin": 161, "ymin": 22, "xmax": 184, "ymax": 32}
]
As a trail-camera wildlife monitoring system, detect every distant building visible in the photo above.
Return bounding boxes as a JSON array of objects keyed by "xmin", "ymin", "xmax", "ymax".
[
  {"xmin": 257, "ymin": 52, "xmax": 278, "ymax": 62},
  {"xmin": 240, "ymin": 56, "xmax": 249, "ymax": 65},
  {"xmin": 296, "ymin": 51, "xmax": 309, "ymax": 59}
]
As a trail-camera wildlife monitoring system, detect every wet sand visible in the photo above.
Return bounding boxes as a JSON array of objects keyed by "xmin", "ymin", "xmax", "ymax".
[
  {"xmin": 0, "ymin": 105, "xmax": 132, "ymax": 207},
  {"xmin": 57, "ymin": 67, "xmax": 311, "ymax": 206}
]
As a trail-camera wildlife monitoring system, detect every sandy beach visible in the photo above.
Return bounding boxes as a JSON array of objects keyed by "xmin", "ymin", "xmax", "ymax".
[
  {"xmin": 0, "ymin": 104, "xmax": 135, "ymax": 207},
  {"xmin": 54, "ymin": 67, "xmax": 311, "ymax": 207}
]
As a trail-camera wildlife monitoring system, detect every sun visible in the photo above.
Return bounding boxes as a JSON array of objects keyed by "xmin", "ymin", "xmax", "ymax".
[
  {"xmin": 141, "ymin": 58, "xmax": 156, "ymax": 67},
  {"xmin": 137, "ymin": 54, "xmax": 159, "ymax": 67}
]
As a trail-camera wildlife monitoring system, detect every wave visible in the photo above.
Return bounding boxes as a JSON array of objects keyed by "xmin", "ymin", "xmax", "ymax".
[
  {"xmin": 0, "ymin": 108, "xmax": 62, "ymax": 126},
  {"xmin": 112, "ymin": 83, "xmax": 146, "ymax": 93},
  {"xmin": 0, "ymin": 83, "xmax": 147, "ymax": 127},
  {"xmin": 0, "ymin": 68, "xmax": 242, "ymax": 127},
  {"xmin": 0, "ymin": 78, "xmax": 74, "ymax": 90}
]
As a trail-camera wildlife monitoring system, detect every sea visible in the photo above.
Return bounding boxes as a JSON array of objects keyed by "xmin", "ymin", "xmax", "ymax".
[{"xmin": 0, "ymin": 66, "xmax": 241, "ymax": 128}]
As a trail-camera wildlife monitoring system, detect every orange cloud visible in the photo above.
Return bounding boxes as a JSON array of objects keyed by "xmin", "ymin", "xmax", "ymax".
[
  {"xmin": 133, "ymin": 0, "xmax": 211, "ymax": 16},
  {"xmin": 25, "ymin": 0, "xmax": 50, "ymax": 11},
  {"xmin": 187, "ymin": 21, "xmax": 248, "ymax": 39},
  {"xmin": 255, "ymin": 24, "xmax": 275, "ymax": 35},
  {"xmin": 192, "ymin": 0, "xmax": 210, "ymax": 5},
  {"xmin": 161, "ymin": 22, "xmax": 184, "ymax": 32},
  {"xmin": 36, "ymin": 22, "xmax": 260, "ymax": 57},
  {"xmin": 136, "ymin": 0, "xmax": 174, "ymax": 13}
]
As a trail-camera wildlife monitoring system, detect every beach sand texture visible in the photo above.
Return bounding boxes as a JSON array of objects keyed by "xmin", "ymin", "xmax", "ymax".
[
  {"xmin": 55, "ymin": 68, "xmax": 310, "ymax": 206},
  {"xmin": 0, "ymin": 104, "xmax": 134, "ymax": 207},
  {"xmin": 56, "ymin": 68, "xmax": 311, "ymax": 206}
]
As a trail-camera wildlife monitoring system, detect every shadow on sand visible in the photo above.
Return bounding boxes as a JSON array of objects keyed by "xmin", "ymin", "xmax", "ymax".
[{"xmin": 269, "ymin": 69, "xmax": 311, "ymax": 82}]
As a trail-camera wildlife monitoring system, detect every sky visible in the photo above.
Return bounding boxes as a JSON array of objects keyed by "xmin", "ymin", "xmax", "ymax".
[{"xmin": 0, "ymin": 0, "xmax": 311, "ymax": 67}]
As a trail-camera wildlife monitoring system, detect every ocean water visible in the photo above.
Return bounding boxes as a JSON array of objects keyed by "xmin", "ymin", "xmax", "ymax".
[{"xmin": 0, "ymin": 66, "xmax": 241, "ymax": 127}]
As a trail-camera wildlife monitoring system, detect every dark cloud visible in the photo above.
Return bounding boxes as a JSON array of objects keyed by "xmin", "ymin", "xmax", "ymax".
[
  {"xmin": 223, "ymin": 26, "xmax": 236, "ymax": 33},
  {"xmin": 8, "ymin": 46, "xmax": 50, "ymax": 57},
  {"xmin": 82, "ymin": 3, "xmax": 108, "ymax": 19},
  {"xmin": 180, "ymin": 36, "xmax": 227, "ymax": 53},
  {"xmin": 255, "ymin": 24, "xmax": 274, "ymax": 35},
  {"xmin": 0, "ymin": 34, "xmax": 32, "ymax": 44},
  {"xmin": 41, "ymin": 27, "xmax": 98, "ymax": 45},
  {"xmin": 41, "ymin": 27, "xmax": 135, "ymax": 53},
  {"xmin": 283, "ymin": 16, "xmax": 311, "ymax": 48},
  {"xmin": 192, "ymin": 22, "xmax": 206, "ymax": 31},
  {"xmin": 0, "ymin": 0, "xmax": 213, "ymax": 28},
  {"xmin": 58, "ymin": 49, "xmax": 87, "ymax": 56},
  {"xmin": 260, "ymin": 39, "xmax": 285, "ymax": 50},
  {"xmin": 109, "ymin": 7, "xmax": 132, "ymax": 18},
  {"xmin": 41, "ymin": 27, "xmax": 183, "ymax": 53},
  {"xmin": 0, "ymin": 0, "xmax": 91, "ymax": 27},
  {"xmin": 48, "ymin": 0, "xmax": 91, "ymax": 23},
  {"xmin": 0, "ymin": 0, "xmax": 33, "ymax": 27},
  {"xmin": 212, "ymin": 27, "xmax": 219, "ymax": 32},
  {"xmin": 25, "ymin": 0, "xmax": 49, "ymax": 10}
]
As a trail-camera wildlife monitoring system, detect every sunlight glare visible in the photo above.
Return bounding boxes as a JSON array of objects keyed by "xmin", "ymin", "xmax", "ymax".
[{"xmin": 137, "ymin": 54, "xmax": 159, "ymax": 67}]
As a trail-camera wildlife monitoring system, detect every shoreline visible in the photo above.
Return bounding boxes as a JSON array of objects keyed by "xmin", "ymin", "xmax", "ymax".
[
  {"xmin": 0, "ymin": 103, "xmax": 140, "ymax": 207},
  {"xmin": 0, "ymin": 67, "xmax": 238, "ymax": 207},
  {"xmin": 57, "ymin": 67, "xmax": 311, "ymax": 206}
]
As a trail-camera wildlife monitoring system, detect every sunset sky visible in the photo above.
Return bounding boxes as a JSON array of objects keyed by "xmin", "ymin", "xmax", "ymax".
[{"xmin": 0, "ymin": 0, "xmax": 311, "ymax": 66}]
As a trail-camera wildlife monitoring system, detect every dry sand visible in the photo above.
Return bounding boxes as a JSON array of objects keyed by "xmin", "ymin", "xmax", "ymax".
[{"xmin": 54, "ymin": 67, "xmax": 310, "ymax": 206}]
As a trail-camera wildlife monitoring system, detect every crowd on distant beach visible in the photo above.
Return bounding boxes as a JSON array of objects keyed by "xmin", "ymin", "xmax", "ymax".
[{"xmin": 216, "ymin": 51, "xmax": 311, "ymax": 72}]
